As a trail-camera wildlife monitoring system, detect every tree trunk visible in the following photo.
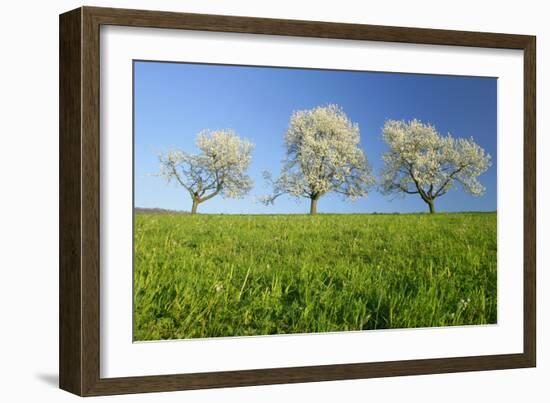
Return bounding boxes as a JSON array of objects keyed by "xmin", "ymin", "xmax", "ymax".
[
  {"xmin": 427, "ymin": 199, "xmax": 435, "ymax": 214},
  {"xmin": 191, "ymin": 198, "xmax": 199, "ymax": 215},
  {"xmin": 309, "ymin": 197, "xmax": 318, "ymax": 215}
]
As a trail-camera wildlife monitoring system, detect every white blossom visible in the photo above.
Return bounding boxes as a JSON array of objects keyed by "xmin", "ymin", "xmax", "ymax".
[
  {"xmin": 157, "ymin": 129, "xmax": 254, "ymax": 214},
  {"xmin": 261, "ymin": 104, "xmax": 374, "ymax": 214},
  {"xmin": 380, "ymin": 119, "xmax": 491, "ymax": 213}
]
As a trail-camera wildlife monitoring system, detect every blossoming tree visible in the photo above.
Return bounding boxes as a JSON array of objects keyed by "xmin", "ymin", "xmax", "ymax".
[
  {"xmin": 261, "ymin": 104, "xmax": 374, "ymax": 215},
  {"xmin": 380, "ymin": 119, "xmax": 491, "ymax": 214},
  {"xmin": 157, "ymin": 129, "xmax": 254, "ymax": 214}
]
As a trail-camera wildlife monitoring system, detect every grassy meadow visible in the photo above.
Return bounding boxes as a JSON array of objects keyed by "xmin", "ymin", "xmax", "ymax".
[{"xmin": 133, "ymin": 212, "xmax": 496, "ymax": 341}]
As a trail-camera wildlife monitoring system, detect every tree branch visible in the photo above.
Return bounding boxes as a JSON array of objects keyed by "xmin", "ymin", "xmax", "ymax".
[
  {"xmin": 406, "ymin": 163, "xmax": 430, "ymax": 202},
  {"xmin": 169, "ymin": 164, "xmax": 194, "ymax": 197},
  {"xmin": 198, "ymin": 188, "xmax": 220, "ymax": 203},
  {"xmin": 398, "ymin": 184, "xmax": 419, "ymax": 194},
  {"xmin": 434, "ymin": 166, "xmax": 465, "ymax": 198}
]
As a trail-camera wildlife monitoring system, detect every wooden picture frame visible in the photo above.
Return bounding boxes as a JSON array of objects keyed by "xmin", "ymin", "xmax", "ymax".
[{"xmin": 59, "ymin": 6, "xmax": 536, "ymax": 396}]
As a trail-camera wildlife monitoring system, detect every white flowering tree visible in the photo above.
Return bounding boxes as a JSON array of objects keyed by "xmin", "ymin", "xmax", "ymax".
[
  {"xmin": 261, "ymin": 104, "xmax": 374, "ymax": 215},
  {"xmin": 380, "ymin": 119, "xmax": 491, "ymax": 214},
  {"xmin": 157, "ymin": 129, "xmax": 254, "ymax": 214}
]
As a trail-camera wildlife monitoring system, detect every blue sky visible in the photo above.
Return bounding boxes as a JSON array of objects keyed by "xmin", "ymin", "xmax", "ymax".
[{"xmin": 134, "ymin": 61, "xmax": 497, "ymax": 214}]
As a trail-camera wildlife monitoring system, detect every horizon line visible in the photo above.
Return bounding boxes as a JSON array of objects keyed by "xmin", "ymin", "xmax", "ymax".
[{"xmin": 134, "ymin": 207, "xmax": 497, "ymax": 215}]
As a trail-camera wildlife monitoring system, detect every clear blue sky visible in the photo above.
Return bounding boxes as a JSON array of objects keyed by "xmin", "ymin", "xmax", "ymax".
[{"xmin": 134, "ymin": 60, "xmax": 497, "ymax": 214}]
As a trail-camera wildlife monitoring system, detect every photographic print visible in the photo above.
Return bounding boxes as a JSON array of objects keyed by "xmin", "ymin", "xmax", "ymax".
[
  {"xmin": 59, "ymin": 8, "xmax": 535, "ymax": 395},
  {"xmin": 133, "ymin": 61, "xmax": 496, "ymax": 341}
]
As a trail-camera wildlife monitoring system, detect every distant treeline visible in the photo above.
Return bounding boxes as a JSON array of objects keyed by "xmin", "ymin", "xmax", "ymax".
[
  {"xmin": 134, "ymin": 207, "xmax": 496, "ymax": 216},
  {"xmin": 134, "ymin": 207, "xmax": 189, "ymax": 215}
]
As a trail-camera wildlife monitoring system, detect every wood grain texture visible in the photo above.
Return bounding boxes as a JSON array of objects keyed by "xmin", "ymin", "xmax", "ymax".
[
  {"xmin": 85, "ymin": 6, "xmax": 532, "ymax": 49},
  {"xmin": 81, "ymin": 6, "xmax": 102, "ymax": 396},
  {"xmin": 59, "ymin": 7, "xmax": 82, "ymax": 396},
  {"xmin": 59, "ymin": 6, "xmax": 537, "ymax": 396},
  {"xmin": 523, "ymin": 38, "xmax": 536, "ymax": 367}
]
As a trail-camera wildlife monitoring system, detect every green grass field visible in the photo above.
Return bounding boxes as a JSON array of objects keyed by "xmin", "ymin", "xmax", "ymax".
[{"xmin": 134, "ymin": 212, "xmax": 496, "ymax": 341}]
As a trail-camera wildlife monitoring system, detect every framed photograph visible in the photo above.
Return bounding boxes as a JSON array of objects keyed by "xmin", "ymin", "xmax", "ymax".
[{"xmin": 59, "ymin": 6, "xmax": 536, "ymax": 396}]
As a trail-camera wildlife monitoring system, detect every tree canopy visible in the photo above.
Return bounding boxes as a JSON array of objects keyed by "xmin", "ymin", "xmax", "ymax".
[
  {"xmin": 158, "ymin": 129, "xmax": 254, "ymax": 214},
  {"xmin": 380, "ymin": 119, "xmax": 491, "ymax": 213},
  {"xmin": 262, "ymin": 104, "xmax": 374, "ymax": 214}
]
